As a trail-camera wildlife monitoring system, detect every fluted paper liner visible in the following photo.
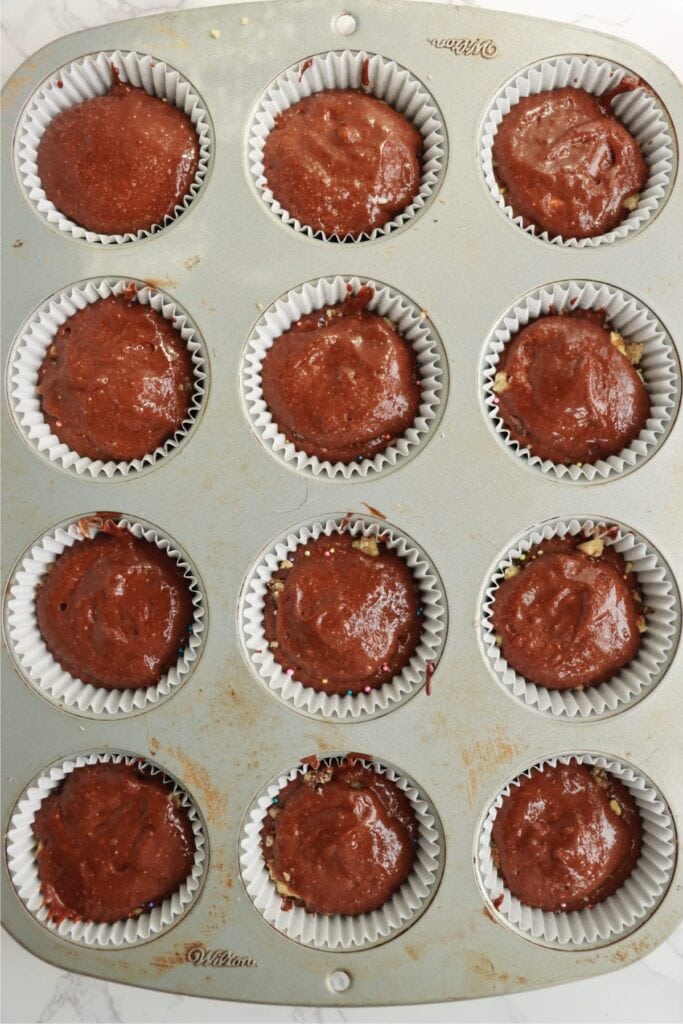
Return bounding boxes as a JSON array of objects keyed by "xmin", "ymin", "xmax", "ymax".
[
  {"xmin": 242, "ymin": 276, "xmax": 446, "ymax": 478},
  {"xmin": 240, "ymin": 754, "xmax": 443, "ymax": 950},
  {"xmin": 476, "ymin": 752, "xmax": 676, "ymax": 948},
  {"xmin": 479, "ymin": 517, "xmax": 679, "ymax": 719},
  {"xmin": 481, "ymin": 280, "xmax": 679, "ymax": 483},
  {"xmin": 16, "ymin": 50, "xmax": 211, "ymax": 244},
  {"xmin": 248, "ymin": 50, "xmax": 447, "ymax": 241},
  {"xmin": 8, "ymin": 278, "xmax": 207, "ymax": 478},
  {"xmin": 240, "ymin": 515, "xmax": 446, "ymax": 720},
  {"xmin": 480, "ymin": 56, "xmax": 676, "ymax": 247},
  {"xmin": 5, "ymin": 516, "xmax": 205, "ymax": 716},
  {"xmin": 6, "ymin": 752, "xmax": 207, "ymax": 946}
]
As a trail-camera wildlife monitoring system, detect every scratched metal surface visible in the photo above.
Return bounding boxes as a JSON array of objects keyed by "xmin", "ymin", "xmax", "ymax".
[{"xmin": 1, "ymin": 0, "xmax": 681, "ymax": 1006}]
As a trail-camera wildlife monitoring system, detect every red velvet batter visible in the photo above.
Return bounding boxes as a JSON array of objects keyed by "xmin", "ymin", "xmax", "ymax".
[
  {"xmin": 261, "ymin": 760, "xmax": 417, "ymax": 915},
  {"xmin": 36, "ymin": 522, "xmax": 194, "ymax": 689},
  {"xmin": 496, "ymin": 314, "xmax": 649, "ymax": 464},
  {"xmin": 263, "ymin": 533, "xmax": 421, "ymax": 694},
  {"xmin": 493, "ymin": 87, "xmax": 647, "ymax": 239},
  {"xmin": 37, "ymin": 78, "xmax": 199, "ymax": 235},
  {"xmin": 492, "ymin": 535, "xmax": 643, "ymax": 690},
  {"xmin": 261, "ymin": 289, "xmax": 422, "ymax": 463},
  {"xmin": 492, "ymin": 760, "xmax": 641, "ymax": 912},
  {"xmin": 34, "ymin": 761, "xmax": 196, "ymax": 923},
  {"xmin": 38, "ymin": 294, "xmax": 194, "ymax": 462},
  {"xmin": 263, "ymin": 89, "xmax": 422, "ymax": 236}
]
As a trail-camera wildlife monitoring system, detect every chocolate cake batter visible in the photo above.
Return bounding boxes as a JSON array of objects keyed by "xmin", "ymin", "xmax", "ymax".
[
  {"xmin": 263, "ymin": 532, "xmax": 421, "ymax": 694},
  {"xmin": 261, "ymin": 288, "xmax": 422, "ymax": 463},
  {"xmin": 34, "ymin": 761, "xmax": 196, "ymax": 923},
  {"xmin": 495, "ymin": 313, "xmax": 649, "ymax": 464},
  {"xmin": 261, "ymin": 759, "xmax": 417, "ymax": 915},
  {"xmin": 263, "ymin": 89, "xmax": 422, "ymax": 236},
  {"xmin": 493, "ymin": 87, "xmax": 647, "ymax": 238},
  {"xmin": 37, "ymin": 76, "xmax": 199, "ymax": 235},
  {"xmin": 38, "ymin": 294, "xmax": 194, "ymax": 462},
  {"xmin": 36, "ymin": 521, "xmax": 194, "ymax": 689},
  {"xmin": 492, "ymin": 760, "xmax": 642, "ymax": 912},
  {"xmin": 492, "ymin": 534, "xmax": 643, "ymax": 690}
]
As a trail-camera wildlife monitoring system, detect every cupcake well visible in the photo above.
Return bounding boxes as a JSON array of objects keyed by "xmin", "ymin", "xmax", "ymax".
[
  {"xmin": 8, "ymin": 278, "xmax": 207, "ymax": 478},
  {"xmin": 242, "ymin": 276, "xmax": 446, "ymax": 479},
  {"xmin": 480, "ymin": 56, "xmax": 676, "ymax": 246},
  {"xmin": 475, "ymin": 752, "xmax": 677, "ymax": 948},
  {"xmin": 16, "ymin": 50, "xmax": 212, "ymax": 244},
  {"xmin": 480, "ymin": 280, "xmax": 680, "ymax": 483},
  {"xmin": 239, "ymin": 514, "xmax": 447, "ymax": 720},
  {"xmin": 479, "ymin": 517, "xmax": 680, "ymax": 719},
  {"xmin": 6, "ymin": 751, "xmax": 207, "ymax": 946},
  {"xmin": 248, "ymin": 50, "xmax": 447, "ymax": 242},
  {"xmin": 4, "ymin": 515, "xmax": 206, "ymax": 717},
  {"xmin": 239, "ymin": 753, "xmax": 443, "ymax": 950}
]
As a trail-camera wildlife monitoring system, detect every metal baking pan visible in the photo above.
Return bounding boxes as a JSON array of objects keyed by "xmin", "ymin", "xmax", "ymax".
[{"xmin": 2, "ymin": 0, "xmax": 681, "ymax": 1006}]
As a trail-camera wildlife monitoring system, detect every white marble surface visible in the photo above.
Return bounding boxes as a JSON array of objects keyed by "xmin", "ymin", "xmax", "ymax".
[{"xmin": 1, "ymin": 0, "xmax": 682, "ymax": 1021}]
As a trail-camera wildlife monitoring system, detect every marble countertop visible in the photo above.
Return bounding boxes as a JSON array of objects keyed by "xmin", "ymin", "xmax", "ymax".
[{"xmin": 2, "ymin": 0, "xmax": 682, "ymax": 1021}]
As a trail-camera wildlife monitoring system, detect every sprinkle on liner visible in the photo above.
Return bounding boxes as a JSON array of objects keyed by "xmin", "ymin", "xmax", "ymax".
[{"xmin": 425, "ymin": 660, "xmax": 435, "ymax": 696}]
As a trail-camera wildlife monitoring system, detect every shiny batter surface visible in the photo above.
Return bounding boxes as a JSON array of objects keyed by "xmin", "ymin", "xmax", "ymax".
[
  {"xmin": 36, "ymin": 522, "xmax": 194, "ymax": 689},
  {"xmin": 496, "ymin": 314, "xmax": 649, "ymax": 464},
  {"xmin": 261, "ymin": 760, "xmax": 417, "ymax": 915},
  {"xmin": 492, "ymin": 87, "xmax": 647, "ymax": 239},
  {"xmin": 492, "ymin": 760, "xmax": 642, "ymax": 912},
  {"xmin": 263, "ymin": 89, "xmax": 422, "ymax": 236},
  {"xmin": 263, "ymin": 533, "xmax": 421, "ymax": 693},
  {"xmin": 261, "ymin": 288, "xmax": 422, "ymax": 463},
  {"xmin": 34, "ymin": 761, "xmax": 196, "ymax": 923},
  {"xmin": 37, "ymin": 78, "xmax": 199, "ymax": 235},
  {"xmin": 491, "ymin": 535, "xmax": 642, "ymax": 689},
  {"xmin": 38, "ymin": 294, "xmax": 194, "ymax": 462}
]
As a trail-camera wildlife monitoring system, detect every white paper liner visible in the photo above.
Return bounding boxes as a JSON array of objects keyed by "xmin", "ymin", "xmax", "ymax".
[
  {"xmin": 239, "ymin": 515, "xmax": 446, "ymax": 720},
  {"xmin": 239, "ymin": 754, "xmax": 443, "ymax": 950},
  {"xmin": 475, "ymin": 752, "xmax": 677, "ymax": 948},
  {"xmin": 16, "ymin": 50, "xmax": 212, "ymax": 244},
  {"xmin": 242, "ymin": 276, "xmax": 446, "ymax": 479},
  {"xmin": 480, "ymin": 56, "xmax": 676, "ymax": 247},
  {"xmin": 248, "ymin": 50, "xmax": 447, "ymax": 241},
  {"xmin": 479, "ymin": 517, "xmax": 679, "ymax": 720},
  {"xmin": 8, "ymin": 278, "xmax": 207, "ymax": 478},
  {"xmin": 6, "ymin": 751, "xmax": 207, "ymax": 946},
  {"xmin": 5, "ymin": 516, "xmax": 206, "ymax": 716},
  {"xmin": 480, "ymin": 280, "xmax": 680, "ymax": 483}
]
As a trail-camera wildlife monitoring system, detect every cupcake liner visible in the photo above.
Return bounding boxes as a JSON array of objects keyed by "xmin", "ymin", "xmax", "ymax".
[
  {"xmin": 475, "ymin": 752, "xmax": 677, "ymax": 948},
  {"xmin": 16, "ymin": 50, "xmax": 212, "ymax": 244},
  {"xmin": 4, "ymin": 515, "xmax": 206, "ymax": 717},
  {"xmin": 5, "ymin": 751, "xmax": 207, "ymax": 946},
  {"xmin": 239, "ymin": 515, "xmax": 447, "ymax": 720},
  {"xmin": 248, "ymin": 50, "xmax": 447, "ymax": 242},
  {"xmin": 480, "ymin": 280, "xmax": 680, "ymax": 483},
  {"xmin": 8, "ymin": 278, "xmax": 207, "ymax": 478},
  {"xmin": 239, "ymin": 753, "xmax": 443, "ymax": 950},
  {"xmin": 480, "ymin": 56, "xmax": 676, "ymax": 247},
  {"xmin": 479, "ymin": 517, "xmax": 679, "ymax": 720},
  {"xmin": 242, "ymin": 276, "xmax": 446, "ymax": 479}
]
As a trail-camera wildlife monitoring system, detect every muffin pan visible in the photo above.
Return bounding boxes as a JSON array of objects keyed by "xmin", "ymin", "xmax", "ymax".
[{"xmin": 2, "ymin": 0, "xmax": 681, "ymax": 1007}]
